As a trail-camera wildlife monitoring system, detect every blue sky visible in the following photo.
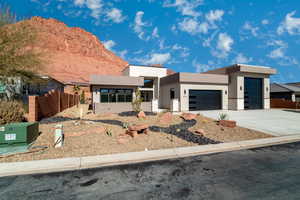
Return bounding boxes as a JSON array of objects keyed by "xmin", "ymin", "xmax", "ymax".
[{"xmin": 5, "ymin": 0, "xmax": 300, "ymax": 83}]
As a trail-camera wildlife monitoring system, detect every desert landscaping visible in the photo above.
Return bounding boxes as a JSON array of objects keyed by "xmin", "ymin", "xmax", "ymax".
[{"xmin": 0, "ymin": 105, "xmax": 272, "ymax": 163}]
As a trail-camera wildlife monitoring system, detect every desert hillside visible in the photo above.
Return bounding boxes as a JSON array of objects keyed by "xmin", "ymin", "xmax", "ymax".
[{"xmin": 19, "ymin": 17, "xmax": 128, "ymax": 83}]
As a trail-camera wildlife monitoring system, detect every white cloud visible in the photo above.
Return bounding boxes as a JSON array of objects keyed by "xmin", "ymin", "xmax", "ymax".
[
  {"xmin": 261, "ymin": 19, "xmax": 269, "ymax": 25},
  {"xmin": 243, "ymin": 22, "xmax": 259, "ymax": 37},
  {"xmin": 210, "ymin": 33, "xmax": 234, "ymax": 58},
  {"xmin": 217, "ymin": 33, "xmax": 234, "ymax": 52},
  {"xmin": 86, "ymin": 0, "xmax": 103, "ymax": 19},
  {"xmin": 178, "ymin": 18, "xmax": 199, "ymax": 34},
  {"xmin": 178, "ymin": 18, "xmax": 209, "ymax": 34},
  {"xmin": 192, "ymin": 60, "xmax": 213, "ymax": 73},
  {"xmin": 268, "ymin": 48, "xmax": 284, "ymax": 59},
  {"xmin": 178, "ymin": 10, "xmax": 224, "ymax": 35},
  {"xmin": 163, "ymin": 0, "xmax": 203, "ymax": 17},
  {"xmin": 103, "ymin": 40, "xmax": 116, "ymax": 50},
  {"xmin": 277, "ymin": 11, "xmax": 300, "ymax": 35},
  {"xmin": 152, "ymin": 27, "xmax": 159, "ymax": 38},
  {"xmin": 73, "ymin": 0, "xmax": 102, "ymax": 19},
  {"xmin": 266, "ymin": 39, "xmax": 299, "ymax": 66},
  {"xmin": 106, "ymin": 8, "xmax": 125, "ymax": 23},
  {"xmin": 133, "ymin": 11, "xmax": 150, "ymax": 40},
  {"xmin": 232, "ymin": 53, "xmax": 253, "ymax": 64},
  {"xmin": 143, "ymin": 53, "xmax": 171, "ymax": 65},
  {"xmin": 205, "ymin": 10, "xmax": 224, "ymax": 24},
  {"xmin": 74, "ymin": 0, "xmax": 85, "ymax": 6},
  {"xmin": 172, "ymin": 44, "xmax": 190, "ymax": 57}
]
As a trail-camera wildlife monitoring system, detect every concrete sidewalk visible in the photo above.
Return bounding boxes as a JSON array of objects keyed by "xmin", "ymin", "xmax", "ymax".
[
  {"xmin": 195, "ymin": 109, "xmax": 300, "ymax": 136},
  {"xmin": 1, "ymin": 135, "xmax": 300, "ymax": 177}
]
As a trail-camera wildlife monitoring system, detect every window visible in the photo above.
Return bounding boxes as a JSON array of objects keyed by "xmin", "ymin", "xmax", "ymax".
[
  {"xmin": 100, "ymin": 89, "xmax": 133, "ymax": 103},
  {"xmin": 170, "ymin": 88, "xmax": 175, "ymax": 99}
]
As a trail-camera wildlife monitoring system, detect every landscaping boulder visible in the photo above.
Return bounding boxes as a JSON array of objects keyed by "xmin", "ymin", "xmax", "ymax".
[
  {"xmin": 219, "ymin": 120, "xmax": 236, "ymax": 128},
  {"xmin": 181, "ymin": 113, "xmax": 197, "ymax": 121},
  {"xmin": 159, "ymin": 112, "xmax": 173, "ymax": 124},
  {"xmin": 126, "ymin": 124, "xmax": 149, "ymax": 137},
  {"xmin": 137, "ymin": 111, "xmax": 146, "ymax": 119}
]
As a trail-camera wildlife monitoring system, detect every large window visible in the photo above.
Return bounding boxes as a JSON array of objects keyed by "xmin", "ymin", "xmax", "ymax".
[{"xmin": 100, "ymin": 89, "xmax": 133, "ymax": 103}]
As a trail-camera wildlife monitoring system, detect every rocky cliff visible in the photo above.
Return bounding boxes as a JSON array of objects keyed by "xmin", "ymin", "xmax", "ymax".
[{"xmin": 21, "ymin": 17, "xmax": 128, "ymax": 83}]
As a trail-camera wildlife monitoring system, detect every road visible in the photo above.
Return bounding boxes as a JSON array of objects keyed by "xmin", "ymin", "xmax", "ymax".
[{"xmin": 1, "ymin": 142, "xmax": 300, "ymax": 200}]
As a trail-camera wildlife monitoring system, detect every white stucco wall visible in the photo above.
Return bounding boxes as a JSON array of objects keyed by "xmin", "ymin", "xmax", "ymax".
[
  {"xmin": 126, "ymin": 65, "xmax": 167, "ymax": 78},
  {"xmin": 180, "ymin": 84, "xmax": 228, "ymax": 111}
]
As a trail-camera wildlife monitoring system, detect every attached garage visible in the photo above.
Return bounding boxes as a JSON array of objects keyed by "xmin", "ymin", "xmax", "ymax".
[
  {"xmin": 189, "ymin": 90, "xmax": 222, "ymax": 110},
  {"xmin": 160, "ymin": 72, "xmax": 229, "ymax": 112},
  {"xmin": 244, "ymin": 77, "xmax": 263, "ymax": 109}
]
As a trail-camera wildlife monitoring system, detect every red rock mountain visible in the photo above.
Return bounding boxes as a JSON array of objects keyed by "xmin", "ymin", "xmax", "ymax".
[{"xmin": 21, "ymin": 17, "xmax": 128, "ymax": 83}]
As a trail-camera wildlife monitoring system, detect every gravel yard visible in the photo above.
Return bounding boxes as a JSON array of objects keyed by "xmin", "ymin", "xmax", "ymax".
[{"xmin": 0, "ymin": 105, "xmax": 272, "ymax": 163}]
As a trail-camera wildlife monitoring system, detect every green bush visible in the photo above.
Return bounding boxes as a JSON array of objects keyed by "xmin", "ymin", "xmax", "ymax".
[
  {"xmin": 132, "ymin": 88, "xmax": 143, "ymax": 112},
  {"xmin": 218, "ymin": 113, "xmax": 228, "ymax": 121},
  {"xmin": 0, "ymin": 101, "xmax": 24, "ymax": 125}
]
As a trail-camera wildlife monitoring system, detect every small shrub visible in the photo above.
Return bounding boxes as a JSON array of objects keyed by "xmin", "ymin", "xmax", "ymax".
[
  {"xmin": 132, "ymin": 88, "xmax": 143, "ymax": 112},
  {"xmin": 122, "ymin": 122, "xmax": 130, "ymax": 129},
  {"xmin": 0, "ymin": 101, "xmax": 24, "ymax": 125},
  {"xmin": 218, "ymin": 113, "xmax": 228, "ymax": 121},
  {"xmin": 106, "ymin": 129, "xmax": 112, "ymax": 137}
]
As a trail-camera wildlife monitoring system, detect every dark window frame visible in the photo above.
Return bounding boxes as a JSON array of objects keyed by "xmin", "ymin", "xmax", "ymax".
[{"xmin": 100, "ymin": 88, "xmax": 133, "ymax": 103}]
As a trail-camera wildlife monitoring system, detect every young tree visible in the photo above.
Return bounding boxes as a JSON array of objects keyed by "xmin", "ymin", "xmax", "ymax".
[
  {"xmin": 0, "ymin": 5, "xmax": 44, "ymax": 100},
  {"xmin": 132, "ymin": 88, "xmax": 143, "ymax": 112}
]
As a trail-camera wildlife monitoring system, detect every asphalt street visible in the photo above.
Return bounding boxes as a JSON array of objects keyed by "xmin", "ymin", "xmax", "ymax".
[{"xmin": 1, "ymin": 142, "xmax": 300, "ymax": 200}]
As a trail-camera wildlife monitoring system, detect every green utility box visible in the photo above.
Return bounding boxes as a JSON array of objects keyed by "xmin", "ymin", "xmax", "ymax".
[{"xmin": 0, "ymin": 122, "xmax": 39, "ymax": 146}]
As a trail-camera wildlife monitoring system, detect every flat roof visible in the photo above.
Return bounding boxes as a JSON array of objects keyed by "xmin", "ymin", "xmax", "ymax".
[
  {"xmin": 90, "ymin": 74, "xmax": 144, "ymax": 86},
  {"xmin": 204, "ymin": 64, "xmax": 277, "ymax": 75},
  {"xmin": 160, "ymin": 72, "xmax": 228, "ymax": 85}
]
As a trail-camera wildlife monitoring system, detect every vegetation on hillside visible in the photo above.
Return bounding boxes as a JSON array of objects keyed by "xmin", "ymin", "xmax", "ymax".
[{"xmin": 0, "ymin": 4, "xmax": 45, "ymax": 100}]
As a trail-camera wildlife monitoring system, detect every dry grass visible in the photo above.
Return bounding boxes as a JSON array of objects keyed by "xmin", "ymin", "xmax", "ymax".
[{"xmin": 0, "ymin": 105, "xmax": 272, "ymax": 163}]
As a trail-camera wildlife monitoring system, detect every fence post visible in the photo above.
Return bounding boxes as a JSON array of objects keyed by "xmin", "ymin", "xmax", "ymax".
[
  {"xmin": 58, "ymin": 91, "xmax": 61, "ymax": 113},
  {"xmin": 28, "ymin": 96, "xmax": 38, "ymax": 122}
]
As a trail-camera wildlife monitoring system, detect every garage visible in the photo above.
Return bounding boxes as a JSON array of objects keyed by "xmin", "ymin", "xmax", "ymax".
[
  {"xmin": 244, "ymin": 77, "xmax": 263, "ymax": 109},
  {"xmin": 189, "ymin": 90, "xmax": 222, "ymax": 111}
]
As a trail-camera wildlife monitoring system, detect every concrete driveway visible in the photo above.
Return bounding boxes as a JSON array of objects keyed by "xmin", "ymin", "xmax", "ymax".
[{"xmin": 194, "ymin": 109, "xmax": 300, "ymax": 136}]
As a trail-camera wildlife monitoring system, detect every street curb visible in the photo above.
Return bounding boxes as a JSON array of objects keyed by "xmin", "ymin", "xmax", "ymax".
[{"xmin": 0, "ymin": 135, "xmax": 300, "ymax": 177}]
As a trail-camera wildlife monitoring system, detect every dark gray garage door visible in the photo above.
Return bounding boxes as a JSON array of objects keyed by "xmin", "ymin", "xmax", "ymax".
[
  {"xmin": 244, "ymin": 77, "xmax": 263, "ymax": 109},
  {"xmin": 189, "ymin": 90, "xmax": 222, "ymax": 111}
]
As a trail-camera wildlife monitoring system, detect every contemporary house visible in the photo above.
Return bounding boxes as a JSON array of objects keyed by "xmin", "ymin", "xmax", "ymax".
[
  {"xmin": 270, "ymin": 83, "xmax": 300, "ymax": 102},
  {"xmin": 90, "ymin": 64, "xmax": 277, "ymax": 114}
]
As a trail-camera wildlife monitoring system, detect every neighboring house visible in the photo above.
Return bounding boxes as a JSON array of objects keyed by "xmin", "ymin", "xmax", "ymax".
[
  {"xmin": 90, "ymin": 64, "xmax": 277, "ymax": 113},
  {"xmin": 270, "ymin": 83, "xmax": 300, "ymax": 102},
  {"xmin": 24, "ymin": 76, "xmax": 65, "ymax": 96}
]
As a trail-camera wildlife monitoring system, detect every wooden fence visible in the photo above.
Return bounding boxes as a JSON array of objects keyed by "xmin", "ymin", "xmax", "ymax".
[
  {"xmin": 270, "ymin": 99, "xmax": 299, "ymax": 109},
  {"xmin": 28, "ymin": 90, "xmax": 79, "ymax": 122}
]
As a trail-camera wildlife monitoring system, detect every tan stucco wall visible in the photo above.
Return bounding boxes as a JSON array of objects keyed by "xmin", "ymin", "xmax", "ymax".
[
  {"xmin": 159, "ymin": 83, "xmax": 180, "ymax": 109},
  {"xmin": 180, "ymin": 84, "xmax": 228, "ymax": 111},
  {"xmin": 228, "ymin": 72, "xmax": 270, "ymax": 110}
]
